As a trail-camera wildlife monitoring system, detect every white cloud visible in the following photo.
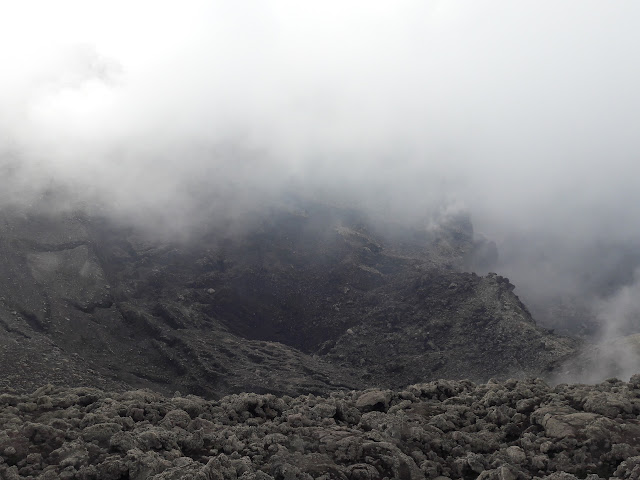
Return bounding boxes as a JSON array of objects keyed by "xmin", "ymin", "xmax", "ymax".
[{"xmin": 2, "ymin": 1, "xmax": 640, "ymax": 310}]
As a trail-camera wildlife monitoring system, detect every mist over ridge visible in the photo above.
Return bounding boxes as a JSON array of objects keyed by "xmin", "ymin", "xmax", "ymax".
[{"xmin": 2, "ymin": 1, "xmax": 640, "ymax": 367}]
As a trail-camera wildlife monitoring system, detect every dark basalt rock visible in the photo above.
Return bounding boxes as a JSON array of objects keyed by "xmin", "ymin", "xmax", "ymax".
[
  {"xmin": 1, "ymin": 200, "xmax": 637, "ymax": 478},
  {"xmin": 2, "ymin": 377, "xmax": 640, "ymax": 479},
  {"xmin": 0, "ymin": 203, "xmax": 578, "ymax": 400}
]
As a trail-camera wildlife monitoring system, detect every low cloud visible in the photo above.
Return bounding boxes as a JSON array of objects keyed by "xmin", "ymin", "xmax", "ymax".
[{"xmin": 3, "ymin": 2, "xmax": 640, "ymax": 375}]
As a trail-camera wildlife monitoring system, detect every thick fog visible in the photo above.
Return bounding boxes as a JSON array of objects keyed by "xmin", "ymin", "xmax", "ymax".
[{"xmin": 3, "ymin": 1, "xmax": 640, "ymax": 371}]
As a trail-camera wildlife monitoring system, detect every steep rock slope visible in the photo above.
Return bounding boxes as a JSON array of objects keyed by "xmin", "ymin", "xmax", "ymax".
[
  {"xmin": 325, "ymin": 271, "xmax": 574, "ymax": 386},
  {"xmin": 0, "ymin": 202, "xmax": 577, "ymax": 398}
]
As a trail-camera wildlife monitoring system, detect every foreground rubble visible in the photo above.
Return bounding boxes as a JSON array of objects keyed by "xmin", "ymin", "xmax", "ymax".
[{"xmin": 2, "ymin": 376, "xmax": 640, "ymax": 479}]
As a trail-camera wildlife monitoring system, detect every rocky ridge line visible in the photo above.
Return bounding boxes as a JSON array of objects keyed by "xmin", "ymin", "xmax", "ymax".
[{"xmin": 0, "ymin": 206, "xmax": 579, "ymax": 398}]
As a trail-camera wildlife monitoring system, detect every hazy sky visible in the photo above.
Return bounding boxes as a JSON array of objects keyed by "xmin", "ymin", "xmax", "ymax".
[{"xmin": 2, "ymin": 1, "xmax": 640, "ymax": 321}]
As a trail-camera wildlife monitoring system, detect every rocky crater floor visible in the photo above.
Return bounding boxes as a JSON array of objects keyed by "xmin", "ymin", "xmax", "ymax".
[
  {"xmin": 3, "ymin": 377, "xmax": 640, "ymax": 479},
  {"xmin": 2, "ymin": 201, "xmax": 640, "ymax": 478}
]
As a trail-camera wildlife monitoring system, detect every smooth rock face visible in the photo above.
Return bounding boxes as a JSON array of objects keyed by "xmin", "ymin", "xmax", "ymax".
[
  {"xmin": 27, "ymin": 245, "xmax": 111, "ymax": 311},
  {"xmin": 1, "ymin": 378, "xmax": 640, "ymax": 479},
  {"xmin": 355, "ymin": 390, "xmax": 392, "ymax": 412}
]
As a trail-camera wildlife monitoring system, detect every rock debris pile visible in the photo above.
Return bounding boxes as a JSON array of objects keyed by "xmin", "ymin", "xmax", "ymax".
[{"xmin": 2, "ymin": 377, "xmax": 640, "ymax": 479}]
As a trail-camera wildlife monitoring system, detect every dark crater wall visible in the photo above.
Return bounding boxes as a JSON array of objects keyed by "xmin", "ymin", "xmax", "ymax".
[{"xmin": 1, "ymin": 203, "xmax": 577, "ymax": 401}]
